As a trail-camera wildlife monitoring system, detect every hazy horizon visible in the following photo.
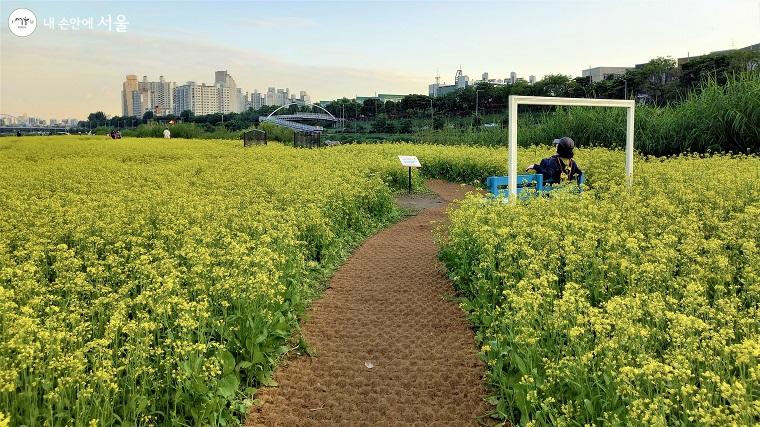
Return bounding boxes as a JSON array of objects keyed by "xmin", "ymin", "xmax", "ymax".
[{"xmin": 1, "ymin": 0, "xmax": 758, "ymax": 119}]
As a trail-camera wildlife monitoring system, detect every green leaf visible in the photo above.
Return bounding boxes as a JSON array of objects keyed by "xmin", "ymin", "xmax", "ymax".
[
  {"xmin": 512, "ymin": 353, "xmax": 528, "ymax": 374},
  {"xmin": 218, "ymin": 350, "xmax": 236, "ymax": 375},
  {"xmin": 584, "ymin": 398, "xmax": 594, "ymax": 415},
  {"xmin": 217, "ymin": 374, "xmax": 240, "ymax": 399}
]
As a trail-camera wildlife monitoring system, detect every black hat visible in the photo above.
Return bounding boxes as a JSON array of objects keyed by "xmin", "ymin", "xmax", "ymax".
[{"xmin": 553, "ymin": 136, "xmax": 575, "ymax": 158}]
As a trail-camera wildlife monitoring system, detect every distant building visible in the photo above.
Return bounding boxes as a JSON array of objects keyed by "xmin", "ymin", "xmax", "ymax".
[
  {"xmin": 470, "ymin": 70, "xmax": 511, "ymax": 87},
  {"xmin": 173, "ymin": 82, "xmax": 219, "ymax": 116},
  {"xmin": 236, "ymin": 87, "xmax": 245, "ymax": 112},
  {"xmin": 455, "ymin": 69, "xmax": 469, "ymax": 88},
  {"xmin": 581, "ymin": 66, "xmax": 632, "ymax": 83},
  {"xmin": 355, "ymin": 94, "xmax": 407, "ymax": 104},
  {"xmin": 122, "ymin": 70, "xmax": 313, "ymax": 115},
  {"xmin": 139, "ymin": 75, "xmax": 175, "ymax": 116},
  {"xmin": 275, "ymin": 89, "xmax": 287, "ymax": 106},
  {"xmin": 430, "ymin": 68, "xmax": 469, "ymax": 97},
  {"xmin": 215, "ymin": 71, "xmax": 240, "ymax": 113},
  {"xmin": 529, "ymin": 75, "xmax": 536, "ymax": 85},
  {"xmin": 377, "ymin": 94, "xmax": 405, "ymax": 102},
  {"xmin": 250, "ymin": 90, "xmax": 264, "ymax": 109},
  {"xmin": 122, "ymin": 75, "xmax": 176, "ymax": 117},
  {"xmin": 430, "ymin": 68, "xmax": 541, "ymax": 96},
  {"xmin": 299, "ymin": 90, "xmax": 311, "ymax": 104},
  {"xmin": 121, "ymin": 75, "xmax": 139, "ymax": 117}
]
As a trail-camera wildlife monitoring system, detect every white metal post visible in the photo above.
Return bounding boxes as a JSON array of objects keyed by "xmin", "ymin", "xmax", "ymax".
[
  {"xmin": 626, "ymin": 105, "xmax": 635, "ymax": 188},
  {"xmin": 508, "ymin": 96, "xmax": 518, "ymax": 197}
]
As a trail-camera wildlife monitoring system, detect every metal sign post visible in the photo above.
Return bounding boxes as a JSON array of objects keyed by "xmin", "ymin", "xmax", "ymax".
[{"xmin": 398, "ymin": 155, "xmax": 421, "ymax": 194}]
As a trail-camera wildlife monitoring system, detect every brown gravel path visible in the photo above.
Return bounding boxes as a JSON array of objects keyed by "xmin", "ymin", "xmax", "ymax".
[{"xmin": 247, "ymin": 180, "xmax": 489, "ymax": 426}]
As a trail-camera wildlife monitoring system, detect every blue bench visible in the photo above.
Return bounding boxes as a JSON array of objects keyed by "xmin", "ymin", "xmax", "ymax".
[{"xmin": 486, "ymin": 173, "xmax": 584, "ymax": 198}]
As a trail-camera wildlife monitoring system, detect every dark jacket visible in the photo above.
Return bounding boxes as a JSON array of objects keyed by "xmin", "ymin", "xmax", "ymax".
[{"xmin": 532, "ymin": 155, "xmax": 582, "ymax": 184}]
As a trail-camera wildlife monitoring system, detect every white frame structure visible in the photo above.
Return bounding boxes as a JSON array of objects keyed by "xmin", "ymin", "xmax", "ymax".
[{"xmin": 508, "ymin": 95, "xmax": 635, "ymax": 197}]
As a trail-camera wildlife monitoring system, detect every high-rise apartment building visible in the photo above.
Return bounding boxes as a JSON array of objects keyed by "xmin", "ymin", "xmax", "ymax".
[
  {"xmin": 173, "ymin": 82, "xmax": 220, "ymax": 116},
  {"xmin": 138, "ymin": 75, "xmax": 175, "ymax": 116},
  {"xmin": 122, "ymin": 70, "xmax": 311, "ymax": 116},
  {"xmin": 214, "ymin": 71, "xmax": 241, "ymax": 113},
  {"xmin": 265, "ymin": 87, "xmax": 276, "ymax": 107},
  {"xmin": 251, "ymin": 90, "xmax": 264, "ymax": 109},
  {"xmin": 122, "ymin": 75, "xmax": 139, "ymax": 116},
  {"xmin": 122, "ymin": 75, "xmax": 175, "ymax": 117}
]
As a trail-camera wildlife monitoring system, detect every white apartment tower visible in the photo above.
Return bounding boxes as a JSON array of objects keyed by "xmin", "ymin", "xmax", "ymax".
[
  {"xmin": 251, "ymin": 90, "xmax": 264, "ymax": 109},
  {"xmin": 214, "ymin": 71, "xmax": 240, "ymax": 113},
  {"xmin": 174, "ymin": 82, "xmax": 220, "ymax": 116},
  {"xmin": 138, "ymin": 75, "xmax": 175, "ymax": 116}
]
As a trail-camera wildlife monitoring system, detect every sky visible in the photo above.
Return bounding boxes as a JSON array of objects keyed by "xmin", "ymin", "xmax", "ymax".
[{"xmin": 1, "ymin": 0, "xmax": 759, "ymax": 119}]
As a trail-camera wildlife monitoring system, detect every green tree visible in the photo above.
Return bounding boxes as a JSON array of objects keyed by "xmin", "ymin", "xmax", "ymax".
[
  {"xmin": 680, "ymin": 50, "xmax": 760, "ymax": 90},
  {"xmin": 635, "ymin": 57, "xmax": 678, "ymax": 104},
  {"xmin": 371, "ymin": 115, "xmax": 387, "ymax": 133},
  {"xmin": 361, "ymin": 98, "xmax": 383, "ymax": 118},
  {"xmin": 87, "ymin": 111, "xmax": 107, "ymax": 124},
  {"xmin": 534, "ymin": 74, "xmax": 572, "ymax": 97}
]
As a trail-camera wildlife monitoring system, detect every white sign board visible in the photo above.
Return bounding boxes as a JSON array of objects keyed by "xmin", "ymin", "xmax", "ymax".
[{"xmin": 398, "ymin": 155, "xmax": 421, "ymax": 168}]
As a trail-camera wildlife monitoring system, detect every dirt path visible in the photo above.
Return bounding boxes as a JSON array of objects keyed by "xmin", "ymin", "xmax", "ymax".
[{"xmin": 247, "ymin": 180, "xmax": 489, "ymax": 426}]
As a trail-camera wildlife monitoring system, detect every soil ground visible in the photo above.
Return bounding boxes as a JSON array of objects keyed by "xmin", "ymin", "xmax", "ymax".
[{"xmin": 247, "ymin": 180, "xmax": 490, "ymax": 426}]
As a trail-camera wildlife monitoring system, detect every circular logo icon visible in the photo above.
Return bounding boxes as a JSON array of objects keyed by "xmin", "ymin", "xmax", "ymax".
[{"xmin": 8, "ymin": 8, "xmax": 37, "ymax": 37}]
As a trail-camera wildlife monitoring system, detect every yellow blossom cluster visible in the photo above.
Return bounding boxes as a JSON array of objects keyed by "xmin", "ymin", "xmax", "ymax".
[{"xmin": 442, "ymin": 151, "xmax": 760, "ymax": 426}]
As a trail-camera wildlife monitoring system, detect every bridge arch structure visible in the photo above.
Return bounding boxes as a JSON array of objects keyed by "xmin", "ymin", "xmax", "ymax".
[{"xmin": 259, "ymin": 103, "xmax": 341, "ymax": 133}]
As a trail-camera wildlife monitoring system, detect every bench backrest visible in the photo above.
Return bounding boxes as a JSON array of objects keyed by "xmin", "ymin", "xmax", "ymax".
[
  {"xmin": 486, "ymin": 174, "xmax": 544, "ymax": 197},
  {"xmin": 487, "ymin": 173, "xmax": 584, "ymax": 197}
]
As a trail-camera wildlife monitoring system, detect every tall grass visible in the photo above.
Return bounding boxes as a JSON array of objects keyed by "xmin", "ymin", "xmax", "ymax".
[
  {"xmin": 121, "ymin": 123, "xmax": 241, "ymax": 139},
  {"xmin": 258, "ymin": 122, "xmax": 294, "ymax": 143}
]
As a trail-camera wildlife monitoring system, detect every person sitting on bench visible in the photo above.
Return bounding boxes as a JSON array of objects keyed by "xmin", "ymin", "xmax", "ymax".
[{"xmin": 525, "ymin": 136, "xmax": 582, "ymax": 184}]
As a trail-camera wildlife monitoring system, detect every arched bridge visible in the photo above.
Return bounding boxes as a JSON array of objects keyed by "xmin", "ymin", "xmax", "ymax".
[{"xmin": 259, "ymin": 103, "xmax": 341, "ymax": 133}]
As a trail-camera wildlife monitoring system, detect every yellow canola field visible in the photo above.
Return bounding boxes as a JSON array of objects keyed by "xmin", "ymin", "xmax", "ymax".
[
  {"xmin": 442, "ymin": 152, "xmax": 760, "ymax": 426},
  {"xmin": 3, "ymin": 136, "xmax": 757, "ymax": 426},
  {"xmin": 0, "ymin": 136, "xmax": 575, "ymax": 425},
  {"xmin": 0, "ymin": 137, "xmax": 407, "ymax": 425}
]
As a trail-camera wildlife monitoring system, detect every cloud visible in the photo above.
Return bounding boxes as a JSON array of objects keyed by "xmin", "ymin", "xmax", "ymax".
[{"xmin": 236, "ymin": 16, "xmax": 317, "ymax": 30}]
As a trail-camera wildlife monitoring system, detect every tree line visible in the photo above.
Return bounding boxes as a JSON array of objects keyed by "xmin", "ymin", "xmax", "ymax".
[{"xmin": 85, "ymin": 49, "xmax": 758, "ymax": 131}]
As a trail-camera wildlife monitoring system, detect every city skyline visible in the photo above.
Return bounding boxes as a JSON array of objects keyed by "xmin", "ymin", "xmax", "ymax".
[
  {"xmin": 2, "ymin": 0, "xmax": 759, "ymax": 118},
  {"xmin": 120, "ymin": 71, "xmax": 313, "ymax": 118}
]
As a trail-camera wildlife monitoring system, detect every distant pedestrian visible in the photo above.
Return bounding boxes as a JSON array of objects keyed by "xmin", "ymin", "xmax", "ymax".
[
  {"xmin": 16, "ymin": 130, "xmax": 21, "ymax": 137},
  {"xmin": 163, "ymin": 128, "xmax": 171, "ymax": 139},
  {"xmin": 110, "ymin": 129, "xmax": 116, "ymax": 139}
]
